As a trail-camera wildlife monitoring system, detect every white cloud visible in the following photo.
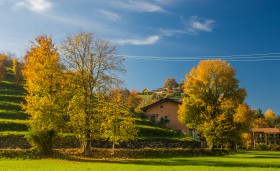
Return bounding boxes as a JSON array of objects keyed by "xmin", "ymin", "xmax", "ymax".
[
  {"xmin": 99, "ymin": 10, "xmax": 121, "ymax": 21},
  {"xmin": 154, "ymin": 0, "xmax": 174, "ymax": 4},
  {"xmin": 158, "ymin": 16, "xmax": 215, "ymax": 37},
  {"xmin": 159, "ymin": 28, "xmax": 188, "ymax": 36},
  {"xmin": 110, "ymin": 0, "xmax": 165, "ymax": 13},
  {"xmin": 116, "ymin": 35, "xmax": 160, "ymax": 45},
  {"xmin": 187, "ymin": 16, "xmax": 215, "ymax": 33},
  {"xmin": 14, "ymin": 0, "xmax": 52, "ymax": 13}
]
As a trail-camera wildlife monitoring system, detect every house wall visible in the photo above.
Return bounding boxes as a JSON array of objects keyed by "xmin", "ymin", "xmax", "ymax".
[
  {"xmin": 253, "ymin": 132, "xmax": 280, "ymax": 145},
  {"xmin": 145, "ymin": 101, "xmax": 189, "ymax": 133}
]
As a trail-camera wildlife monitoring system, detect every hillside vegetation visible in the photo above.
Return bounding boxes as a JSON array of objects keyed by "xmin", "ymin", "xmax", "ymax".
[
  {"xmin": 0, "ymin": 63, "xmax": 192, "ymax": 141},
  {"xmin": 0, "ymin": 65, "xmax": 28, "ymax": 135}
]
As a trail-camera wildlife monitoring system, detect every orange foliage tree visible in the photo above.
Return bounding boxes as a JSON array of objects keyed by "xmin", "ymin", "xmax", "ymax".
[
  {"xmin": 179, "ymin": 60, "xmax": 254, "ymax": 149},
  {"xmin": 264, "ymin": 109, "xmax": 279, "ymax": 127},
  {"xmin": 22, "ymin": 36, "xmax": 64, "ymax": 155}
]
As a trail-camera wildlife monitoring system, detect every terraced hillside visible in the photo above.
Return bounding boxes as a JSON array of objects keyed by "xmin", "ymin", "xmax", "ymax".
[
  {"xmin": 0, "ymin": 64, "xmax": 194, "ymax": 142},
  {"xmin": 0, "ymin": 66, "xmax": 28, "ymax": 135}
]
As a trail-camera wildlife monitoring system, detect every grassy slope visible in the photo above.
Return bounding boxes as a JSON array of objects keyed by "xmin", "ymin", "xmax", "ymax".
[
  {"xmin": 0, "ymin": 66, "xmax": 28, "ymax": 135},
  {"xmin": 0, "ymin": 66, "xmax": 190, "ymax": 141},
  {"xmin": 0, "ymin": 151, "xmax": 280, "ymax": 171}
]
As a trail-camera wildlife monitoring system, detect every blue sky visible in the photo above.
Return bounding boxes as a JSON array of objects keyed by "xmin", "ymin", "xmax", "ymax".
[{"xmin": 1, "ymin": 0, "xmax": 280, "ymax": 114}]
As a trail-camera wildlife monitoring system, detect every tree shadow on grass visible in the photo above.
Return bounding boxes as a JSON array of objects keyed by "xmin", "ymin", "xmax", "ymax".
[
  {"xmin": 53, "ymin": 150, "xmax": 280, "ymax": 168},
  {"xmin": 129, "ymin": 158, "xmax": 280, "ymax": 168}
]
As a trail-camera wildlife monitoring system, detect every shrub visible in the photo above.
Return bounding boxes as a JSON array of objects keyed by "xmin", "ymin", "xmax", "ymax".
[
  {"xmin": 255, "ymin": 143, "xmax": 268, "ymax": 150},
  {"xmin": 26, "ymin": 129, "xmax": 56, "ymax": 155},
  {"xmin": 268, "ymin": 144, "xmax": 280, "ymax": 151},
  {"xmin": 246, "ymin": 144, "xmax": 252, "ymax": 150}
]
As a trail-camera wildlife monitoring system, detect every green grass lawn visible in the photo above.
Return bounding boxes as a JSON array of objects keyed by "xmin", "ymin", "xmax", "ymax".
[{"xmin": 0, "ymin": 151, "xmax": 280, "ymax": 171}]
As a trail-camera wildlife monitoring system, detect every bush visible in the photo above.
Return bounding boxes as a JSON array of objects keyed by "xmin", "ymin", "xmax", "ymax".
[
  {"xmin": 255, "ymin": 143, "xmax": 268, "ymax": 150},
  {"xmin": 268, "ymin": 144, "xmax": 280, "ymax": 151},
  {"xmin": 26, "ymin": 129, "xmax": 56, "ymax": 155},
  {"xmin": 246, "ymin": 144, "xmax": 252, "ymax": 150}
]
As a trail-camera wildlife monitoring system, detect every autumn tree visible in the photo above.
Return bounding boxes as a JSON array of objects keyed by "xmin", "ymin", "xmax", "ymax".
[
  {"xmin": 101, "ymin": 89, "xmax": 138, "ymax": 154},
  {"xmin": 264, "ymin": 109, "xmax": 279, "ymax": 127},
  {"xmin": 127, "ymin": 90, "xmax": 142, "ymax": 112},
  {"xmin": 12, "ymin": 58, "xmax": 22, "ymax": 84},
  {"xmin": 253, "ymin": 117, "xmax": 268, "ymax": 128},
  {"xmin": 142, "ymin": 88, "xmax": 150, "ymax": 95},
  {"xmin": 22, "ymin": 36, "xmax": 64, "ymax": 155},
  {"xmin": 163, "ymin": 77, "xmax": 178, "ymax": 90},
  {"xmin": 0, "ymin": 54, "xmax": 8, "ymax": 81},
  {"xmin": 61, "ymin": 32, "xmax": 125, "ymax": 156},
  {"xmin": 179, "ymin": 60, "xmax": 252, "ymax": 149},
  {"xmin": 242, "ymin": 133, "xmax": 252, "ymax": 149}
]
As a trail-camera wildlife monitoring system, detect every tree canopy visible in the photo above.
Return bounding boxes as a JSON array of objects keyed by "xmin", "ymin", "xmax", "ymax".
[
  {"xmin": 22, "ymin": 36, "xmax": 64, "ymax": 155},
  {"xmin": 61, "ymin": 32, "xmax": 125, "ymax": 156},
  {"xmin": 179, "ymin": 60, "xmax": 253, "ymax": 149},
  {"xmin": 163, "ymin": 77, "xmax": 178, "ymax": 90}
]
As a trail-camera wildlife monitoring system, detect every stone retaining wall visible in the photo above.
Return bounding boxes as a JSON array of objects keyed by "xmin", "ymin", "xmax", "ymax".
[{"xmin": 0, "ymin": 135, "xmax": 200, "ymax": 149}]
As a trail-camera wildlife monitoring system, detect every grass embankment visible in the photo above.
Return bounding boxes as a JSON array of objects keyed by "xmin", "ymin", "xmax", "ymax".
[
  {"xmin": 0, "ymin": 150, "xmax": 279, "ymax": 171},
  {"xmin": 0, "ymin": 67, "xmax": 28, "ymax": 136}
]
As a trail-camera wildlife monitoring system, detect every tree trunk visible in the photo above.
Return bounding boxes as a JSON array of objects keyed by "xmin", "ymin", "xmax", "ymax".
[
  {"xmin": 209, "ymin": 143, "xmax": 214, "ymax": 151},
  {"xmin": 111, "ymin": 142, "xmax": 115, "ymax": 155},
  {"xmin": 84, "ymin": 129, "xmax": 91, "ymax": 156},
  {"xmin": 84, "ymin": 140, "xmax": 91, "ymax": 156}
]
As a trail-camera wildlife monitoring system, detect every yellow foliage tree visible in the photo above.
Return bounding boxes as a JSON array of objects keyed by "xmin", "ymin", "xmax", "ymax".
[
  {"xmin": 0, "ymin": 54, "xmax": 8, "ymax": 81},
  {"xmin": 100, "ymin": 89, "xmax": 138, "ymax": 154},
  {"xmin": 12, "ymin": 58, "xmax": 22, "ymax": 84},
  {"xmin": 179, "ymin": 60, "xmax": 252, "ymax": 149},
  {"xmin": 61, "ymin": 32, "xmax": 125, "ymax": 156},
  {"xmin": 264, "ymin": 109, "xmax": 278, "ymax": 127},
  {"xmin": 22, "ymin": 36, "xmax": 64, "ymax": 155}
]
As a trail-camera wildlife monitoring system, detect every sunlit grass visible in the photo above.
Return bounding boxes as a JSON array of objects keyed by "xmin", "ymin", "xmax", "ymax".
[
  {"xmin": 0, "ymin": 151, "xmax": 280, "ymax": 171},
  {"xmin": 0, "ymin": 131, "xmax": 28, "ymax": 136}
]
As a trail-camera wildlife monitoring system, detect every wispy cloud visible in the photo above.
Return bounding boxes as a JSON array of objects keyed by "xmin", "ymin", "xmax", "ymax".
[
  {"xmin": 154, "ymin": 0, "xmax": 175, "ymax": 4},
  {"xmin": 159, "ymin": 29, "xmax": 188, "ymax": 36},
  {"xmin": 160, "ymin": 16, "xmax": 215, "ymax": 36},
  {"xmin": 109, "ymin": 0, "xmax": 165, "ymax": 13},
  {"xmin": 99, "ymin": 10, "xmax": 121, "ymax": 21},
  {"xmin": 116, "ymin": 35, "xmax": 160, "ymax": 45},
  {"xmin": 14, "ymin": 0, "xmax": 52, "ymax": 13},
  {"xmin": 187, "ymin": 16, "xmax": 215, "ymax": 34}
]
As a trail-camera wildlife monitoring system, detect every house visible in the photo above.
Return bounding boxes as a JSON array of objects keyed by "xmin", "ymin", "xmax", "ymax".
[
  {"xmin": 252, "ymin": 128, "xmax": 280, "ymax": 146},
  {"xmin": 141, "ymin": 98, "xmax": 191, "ymax": 135}
]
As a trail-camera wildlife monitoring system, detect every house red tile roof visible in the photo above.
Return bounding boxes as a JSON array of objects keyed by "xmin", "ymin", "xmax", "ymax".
[
  {"xmin": 252, "ymin": 128, "xmax": 280, "ymax": 134},
  {"xmin": 141, "ymin": 98, "xmax": 181, "ymax": 112}
]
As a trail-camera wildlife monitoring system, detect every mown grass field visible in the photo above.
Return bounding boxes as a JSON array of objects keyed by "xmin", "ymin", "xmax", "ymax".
[{"xmin": 0, "ymin": 151, "xmax": 280, "ymax": 171}]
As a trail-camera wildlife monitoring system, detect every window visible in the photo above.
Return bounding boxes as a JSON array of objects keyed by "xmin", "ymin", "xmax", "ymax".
[
  {"xmin": 164, "ymin": 116, "xmax": 169, "ymax": 123},
  {"xmin": 150, "ymin": 116, "xmax": 156, "ymax": 124}
]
